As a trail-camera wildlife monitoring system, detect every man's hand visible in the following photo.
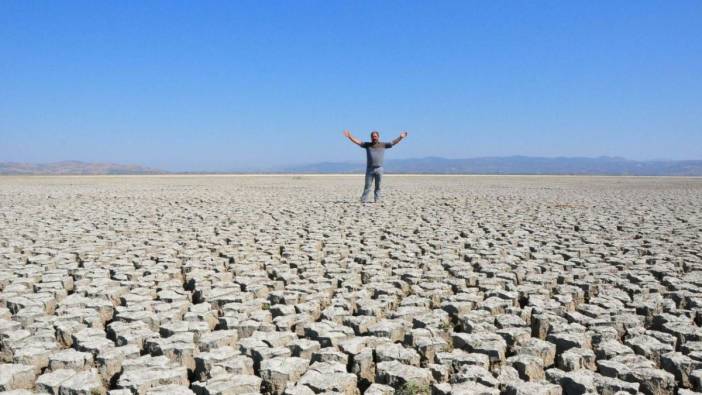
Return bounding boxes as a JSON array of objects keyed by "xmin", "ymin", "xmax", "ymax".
[
  {"xmin": 343, "ymin": 129, "xmax": 363, "ymax": 146},
  {"xmin": 392, "ymin": 131, "xmax": 409, "ymax": 146}
]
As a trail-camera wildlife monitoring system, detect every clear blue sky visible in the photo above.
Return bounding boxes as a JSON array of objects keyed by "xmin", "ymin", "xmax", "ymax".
[{"xmin": 1, "ymin": 1, "xmax": 700, "ymax": 171}]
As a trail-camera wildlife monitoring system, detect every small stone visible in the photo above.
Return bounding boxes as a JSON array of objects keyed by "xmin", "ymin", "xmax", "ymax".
[
  {"xmin": 503, "ymin": 381, "xmax": 561, "ymax": 395},
  {"xmin": 298, "ymin": 362, "xmax": 359, "ymax": 395},
  {"xmin": 367, "ymin": 320, "xmax": 406, "ymax": 343},
  {"xmin": 624, "ymin": 367, "xmax": 675, "ymax": 395},
  {"xmin": 58, "ymin": 368, "xmax": 105, "ymax": 395},
  {"xmin": 376, "ymin": 361, "xmax": 433, "ymax": 387},
  {"xmin": 517, "ymin": 338, "xmax": 557, "ymax": 367},
  {"xmin": 557, "ymin": 348, "xmax": 596, "ymax": 371},
  {"xmin": 546, "ymin": 332, "xmax": 591, "ymax": 354},
  {"xmin": 660, "ymin": 351, "xmax": 702, "ymax": 389},
  {"xmin": 260, "ymin": 357, "xmax": 310, "ymax": 395},
  {"xmin": 452, "ymin": 333, "xmax": 507, "ymax": 364},
  {"xmin": 311, "ymin": 347, "xmax": 348, "ymax": 365},
  {"xmin": 451, "ymin": 381, "xmax": 499, "ymax": 395},
  {"xmin": 364, "ymin": 383, "xmax": 394, "ymax": 395},
  {"xmin": 375, "ymin": 343, "xmax": 421, "ymax": 367},
  {"xmin": 145, "ymin": 384, "xmax": 196, "ymax": 395},
  {"xmin": 451, "ymin": 364, "xmax": 498, "ymax": 387},
  {"xmin": 36, "ymin": 368, "xmax": 77, "ymax": 394},
  {"xmin": 559, "ymin": 370, "xmax": 597, "ymax": 395},
  {"xmin": 507, "ymin": 354, "xmax": 544, "ymax": 381},
  {"xmin": 436, "ymin": 350, "xmax": 490, "ymax": 372},
  {"xmin": 49, "ymin": 349, "xmax": 94, "ymax": 371},
  {"xmin": 0, "ymin": 364, "xmax": 36, "ymax": 391},
  {"xmin": 191, "ymin": 373, "xmax": 262, "ymax": 395}
]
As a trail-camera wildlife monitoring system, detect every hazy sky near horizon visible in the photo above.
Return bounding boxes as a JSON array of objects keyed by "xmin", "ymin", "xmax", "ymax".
[{"xmin": 1, "ymin": 1, "xmax": 701, "ymax": 171}]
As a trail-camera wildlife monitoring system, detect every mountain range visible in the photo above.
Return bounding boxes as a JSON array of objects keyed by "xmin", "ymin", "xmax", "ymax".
[
  {"xmin": 1, "ymin": 157, "xmax": 701, "ymax": 176},
  {"xmin": 282, "ymin": 156, "xmax": 702, "ymax": 176},
  {"xmin": 0, "ymin": 161, "xmax": 161, "ymax": 175}
]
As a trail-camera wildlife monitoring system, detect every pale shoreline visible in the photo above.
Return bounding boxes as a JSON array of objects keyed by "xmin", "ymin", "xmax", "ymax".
[{"xmin": 1, "ymin": 173, "xmax": 701, "ymax": 179}]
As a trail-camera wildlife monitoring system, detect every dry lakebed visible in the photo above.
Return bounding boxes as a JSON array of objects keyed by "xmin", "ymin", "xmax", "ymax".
[{"xmin": 0, "ymin": 175, "xmax": 701, "ymax": 395}]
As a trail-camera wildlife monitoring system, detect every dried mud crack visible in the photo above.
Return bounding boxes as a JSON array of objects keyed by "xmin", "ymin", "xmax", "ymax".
[{"xmin": 0, "ymin": 175, "xmax": 701, "ymax": 395}]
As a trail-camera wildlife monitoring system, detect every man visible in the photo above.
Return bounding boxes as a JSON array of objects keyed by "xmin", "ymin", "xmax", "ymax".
[{"xmin": 343, "ymin": 130, "xmax": 408, "ymax": 203}]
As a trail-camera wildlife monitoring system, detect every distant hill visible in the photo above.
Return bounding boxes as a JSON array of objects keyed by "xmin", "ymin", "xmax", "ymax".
[
  {"xmin": 0, "ymin": 161, "xmax": 163, "ymax": 175},
  {"xmin": 3, "ymin": 157, "xmax": 701, "ymax": 175},
  {"xmin": 283, "ymin": 156, "xmax": 702, "ymax": 176}
]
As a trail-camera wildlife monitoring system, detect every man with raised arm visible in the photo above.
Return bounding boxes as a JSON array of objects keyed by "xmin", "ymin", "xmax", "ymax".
[{"xmin": 343, "ymin": 130, "xmax": 408, "ymax": 203}]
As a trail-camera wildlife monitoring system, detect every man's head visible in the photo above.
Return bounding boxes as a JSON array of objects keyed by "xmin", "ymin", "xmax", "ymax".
[{"xmin": 370, "ymin": 131, "xmax": 380, "ymax": 143}]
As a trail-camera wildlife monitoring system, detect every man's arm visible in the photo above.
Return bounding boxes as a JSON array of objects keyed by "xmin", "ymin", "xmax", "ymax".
[
  {"xmin": 343, "ymin": 130, "xmax": 363, "ymax": 146},
  {"xmin": 391, "ymin": 131, "xmax": 409, "ymax": 146}
]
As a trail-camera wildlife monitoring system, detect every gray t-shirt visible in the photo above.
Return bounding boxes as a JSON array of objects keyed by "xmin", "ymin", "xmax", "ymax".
[{"xmin": 361, "ymin": 142, "xmax": 393, "ymax": 168}]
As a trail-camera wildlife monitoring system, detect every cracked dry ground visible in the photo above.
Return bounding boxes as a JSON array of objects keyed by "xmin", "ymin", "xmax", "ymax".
[{"xmin": 1, "ymin": 176, "xmax": 701, "ymax": 395}]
